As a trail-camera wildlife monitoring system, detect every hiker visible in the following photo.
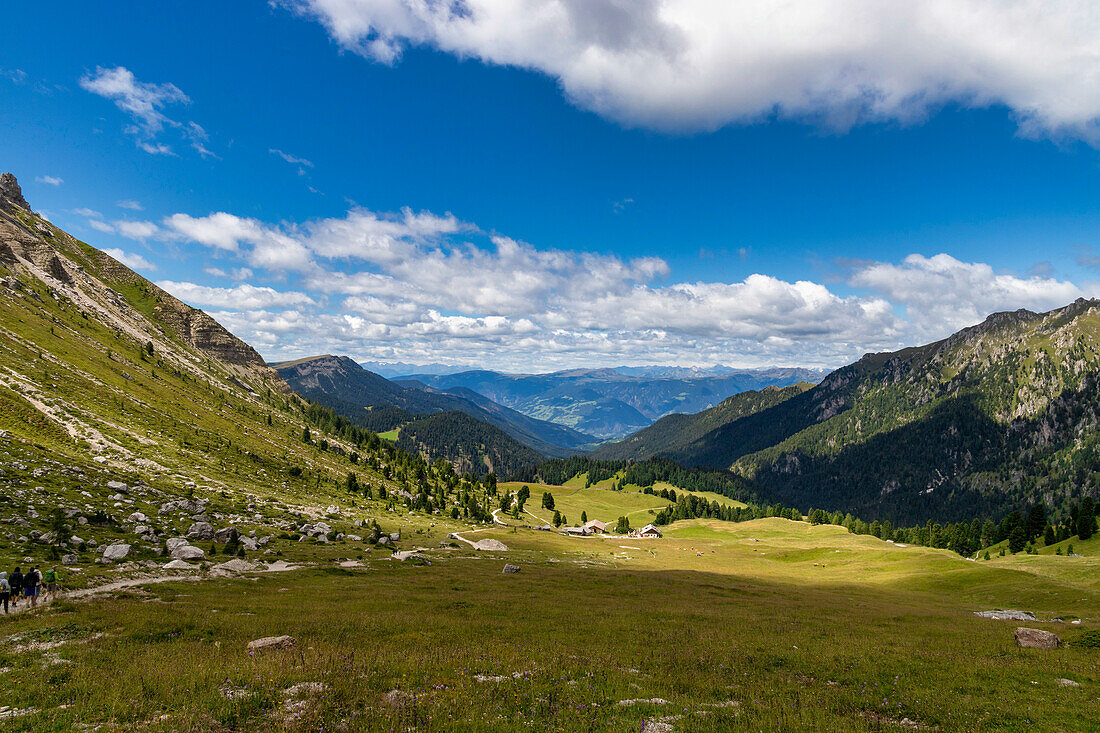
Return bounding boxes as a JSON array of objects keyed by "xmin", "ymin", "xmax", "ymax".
[
  {"xmin": 0, "ymin": 572, "xmax": 9, "ymax": 614},
  {"xmin": 24, "ymin": 566, "xmax": 40, "ymax": 608},
  {"xmin": 9, "ymin": 567, "xmax": 22, "ymax": 610},
  {"xmin": 43, "ymin": 567, "xmax": 58, "ymax": 600}
]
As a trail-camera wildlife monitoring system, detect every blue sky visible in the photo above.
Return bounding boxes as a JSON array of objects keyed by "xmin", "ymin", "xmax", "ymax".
[{"xmin": 3, "ymin": 1, "xmax": 1100, "ymax": 370}]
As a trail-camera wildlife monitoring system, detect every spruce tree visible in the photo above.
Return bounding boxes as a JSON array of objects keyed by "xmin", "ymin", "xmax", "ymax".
[{"xmin": 1077, "ymin": 497, "xmax": 1096, "ymax": 541}]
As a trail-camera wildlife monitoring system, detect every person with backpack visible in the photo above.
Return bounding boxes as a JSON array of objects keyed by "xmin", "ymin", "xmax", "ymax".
[
  {"xmin": 9, "ymin": 567, "xmax": 22, "ymax": 610},
  {"xmin": 24, "ymin": 566, "xmax": 40, "ymax": 608},
  {"xmin": 43, "ymin": 567, "xmax": 58, "ymax": 600},
  {"xmin": 0, "ymin": 572, "xmax": 10, "ymax": 614}
]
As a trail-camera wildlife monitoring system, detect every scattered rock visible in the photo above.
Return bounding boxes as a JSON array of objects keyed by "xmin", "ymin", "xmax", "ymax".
[
  {"xmin": 502, "ymin": 564, "xmax": 521, "ymax": 574},
  {"xmin": 163, "ymin": 559, "xmax": 195, "ymax": 570},
  {"xmin": 101, "ymin": 543, "xmax": 131, "ymax": 562},
  {"xmin": 247, "ymin": 635, "xmax": 297, "ymax": 652},
  {"xmin": 617, "ymin": 698, "xmax": 671, "ymax": 706},
  {"xmin": 214, "ymin": 559, "xmax": 257, "ymax": 573},
  {"xmin": 473, "ymin": 539, "xmax": 508, "ymax": 551},
  {"xmin": 61, "ymin": 554, "xmax": 79, "ymax": 566},
  {"xmin": 976, "ymin": 610, "xmax": 1037, "ymax": 621},
  {"xmin": 285, "ymin": 682, "xmax": 328, "ymax": 697},
  {"xmin": 1015, "ymin": 627, "xmax": 1060, "ymax": 649},
  {"xmin": 186, "ymin": 522, "xmax": 214, "ymax": 541}
]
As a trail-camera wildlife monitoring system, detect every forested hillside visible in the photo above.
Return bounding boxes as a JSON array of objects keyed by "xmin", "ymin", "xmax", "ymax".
[
  {"xmin": 592, "ymin": 383, "xmax": 813, "ymax": 460},
  {"xmin": 665, "ymin": 302, "xmax": 1100, "ymax": 524}
]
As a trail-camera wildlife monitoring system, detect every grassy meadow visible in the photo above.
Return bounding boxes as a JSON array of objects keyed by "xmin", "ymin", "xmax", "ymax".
[{"xmin": 1, "ymin": 505, "xmax": 1097, "ymax": 732}]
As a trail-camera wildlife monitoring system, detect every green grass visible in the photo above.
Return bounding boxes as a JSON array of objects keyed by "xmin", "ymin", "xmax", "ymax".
[
  {"xmin": 0, "ymin": 517, "xmax": 1096, "ymax": 731},
  {"xmin": 500, "ymin": 481, "xmax": 671, "ymax": 527},
  {"xmin": 377, "ymin": 429, "xmax": 400, "ymax": 442}
]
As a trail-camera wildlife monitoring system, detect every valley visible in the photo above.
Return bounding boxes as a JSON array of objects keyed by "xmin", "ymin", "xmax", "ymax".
[{"xmin": 0, "ymin": 174, "xmax": 1096, "ymax": 732}]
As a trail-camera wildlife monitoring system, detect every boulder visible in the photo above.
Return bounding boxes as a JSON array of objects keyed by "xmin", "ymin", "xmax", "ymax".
[
  {"xmin": 186, "ymin": 522, "xmax": 215, "ymax": 541},
  {"xmin": 247, "ymin": 635, "xmax": 296, "ymax": 652},
  {"xmin": 61, "ymin": 554, "xmax": 79, "ymax": 566},
  {"xmin": 389, "ymin": 532, "xmax": 400, "ymax": 542},
  {"xmin": 345, "ymin": 534, "xmax": 362, "ymax": 542},
  {"xmin": 473, "ymin": 539, "xmax": 508, "ymax": 552},
  {"xmin": 213, "ymin": 558, "xmax": 256, "ymax": 573},
  {"xmin": 102, "ymin": 543, "xmax": 131, "ymax": 562},
  {"xmin": 377, "ymin": 536, "xmax": 391, "ymax": 547},
  {"xmin": 171, "ymin": 544, "xmax": 206, "ymax": 561},
  {"xmin": 1015, "ymin": 627, "xmax": 1060, "ymax": 649},
  {"xmin": 240, "ymin": 536, "xmax": 258, "ymax": 551},
  {"xmin": 502, "ymin": 564, "xmax": 521, "ymax": 574},
  {"xmin": 165, "ymin": 537, "xmax": 190, "ymax": 553},
  {"xmin": 325, "ymin": 505, "xmax": 338, "ymax": 515},
  {"xmin": 107, "ymin": 481, "xmax": 129, "ymax": 493},
  {"xmin": 1057, "ymin": 678, "xmax": 1081, "ymax": 687},
  {"xmin": 213, "ymin": 527, "xmax": 236, "ymax": 543},
  {"xmin": 127, "ymin": 511, "xmax": 149, "ymax": 524}
]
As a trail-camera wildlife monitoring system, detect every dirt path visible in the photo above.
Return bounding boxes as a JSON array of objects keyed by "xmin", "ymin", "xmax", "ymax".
[{"xmin": 2, "ymin": 563, "xmax": 308, "ymax": 618}]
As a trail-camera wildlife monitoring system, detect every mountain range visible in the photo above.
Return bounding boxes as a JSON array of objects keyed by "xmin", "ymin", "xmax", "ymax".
[
  {"xmin": 273, "ymin": 355, "xmax": 594, "ymax": 469},
  {"xmin": 396, "ymin": 366, "xmax": 825, "ymax": 440}
]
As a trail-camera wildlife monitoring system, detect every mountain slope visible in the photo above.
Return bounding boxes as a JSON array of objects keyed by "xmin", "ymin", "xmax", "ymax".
[
  {"xmin": 0, "ymin": 172, "xmax": 490, "ymax": 559},
  {"xmin": 395, "ymin": 411, "xmax": 544, "ymax": 477},
  {"xmin": 398, "ymin": 367, "xmax": 825, "ymax": 439},
  {"xmin": 668, "ymin": 301, "xmax": 1100, "ymax": 524},
  {"xmin": 274, "ymin": 355, "xmax": 594, "ymax": 458},
  {"xmin": 591, "ymin": 382, "xmax": 814, "ymax": 461}
]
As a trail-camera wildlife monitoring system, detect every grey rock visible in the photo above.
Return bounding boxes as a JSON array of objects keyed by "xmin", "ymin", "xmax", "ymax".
[
  {"xmin": 171, "ymin": 544, "xmax": 205, "ymax": 561},
  {"xmin": 165, "ymin": 537, "xmax": 189, "ymax": 553},
  {"xmin": 1015, "ymin": 627, "xmax": 1060, "ymax": 649},
  {"xmin": 186, "ymin": 522, "xmax": 215, "ymax": 541},
  {"xmin": 102, "ymin": 543, "xmax": 131, "ymax": 562},
  {"xmin": 345, "ymin": 534, "xmax": 362, "ymax": 542},
  {"xmin": 61, "ymin": 554, "xmax": 79, "ymax": 566},
  {"xmin": 107, "ymin": 481, "xmax": 129, "ymax": 494},
  {"xmin": 1057, "ymin": 678, "xmax": 1081, "ymax": 687},
  {"xmin": 213, "ymin": 526, "xmax": 236, "ymax": 544},
  {"xmin": 163, "ymin": 559, "xmax": 195, "ymax": 570},
  {"xmin": 502, "ymin": 564, "xmax": 521, "ymax": 574},
  {"xmin": 976, "ymin": 610, "xmax": 1037, "ymax": 621},
  {"xmin": 247, "ymin": 635, "xmax": 296, "ymax": 652},
  {"xmin": 126, "ymin": 511, "xmax": 149, "ymax": 524}
]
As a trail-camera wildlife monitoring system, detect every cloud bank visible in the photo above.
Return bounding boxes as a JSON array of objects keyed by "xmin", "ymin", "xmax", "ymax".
[
  {"xmin": 146, "ymin": 202, "xmax": 1090, "ymax": 370},
  {"xmin": 287, "ymin": 0, "xmax": 1100, "ymax": 140}
]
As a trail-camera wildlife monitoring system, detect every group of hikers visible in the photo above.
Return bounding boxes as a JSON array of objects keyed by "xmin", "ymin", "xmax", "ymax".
[{"xmin": 0, "ymin": 566, "xmax": 59, "ymax": 613}]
